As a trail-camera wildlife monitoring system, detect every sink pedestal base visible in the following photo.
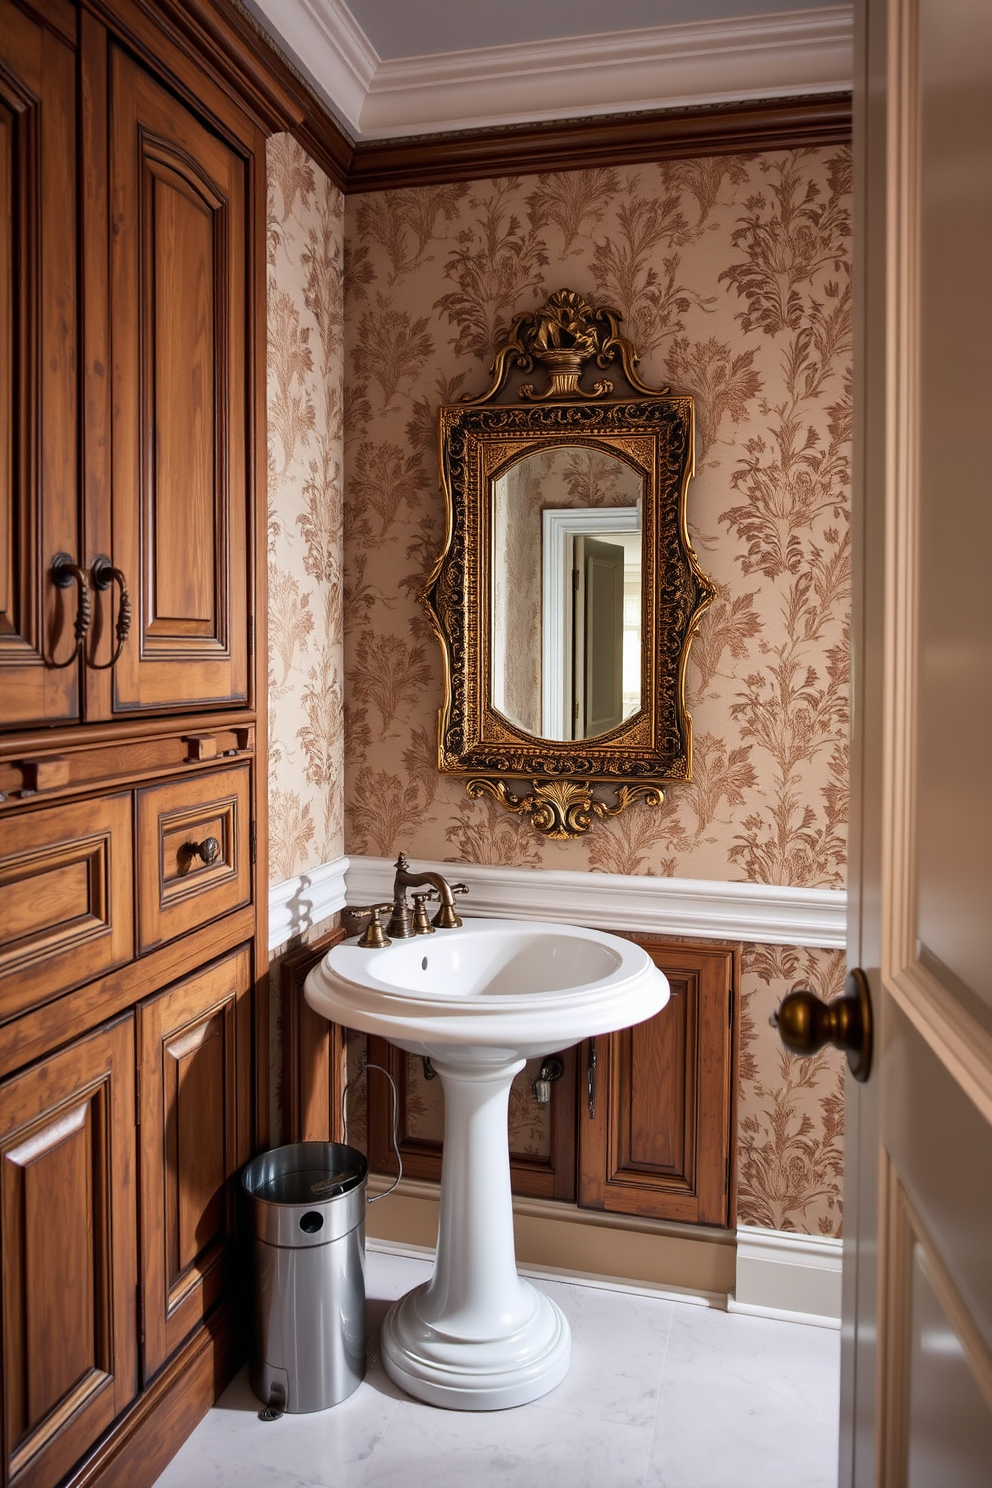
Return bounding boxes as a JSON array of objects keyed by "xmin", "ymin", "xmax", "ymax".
[{"xmin": 379, "ymin": 1052, "xmax": 571, "ymax": 1410}]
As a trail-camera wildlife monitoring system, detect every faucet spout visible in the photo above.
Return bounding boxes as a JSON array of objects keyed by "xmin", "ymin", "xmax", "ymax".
[{"xmin": 389, "ymin": 853, "xmax": 468, "ymax": 934}]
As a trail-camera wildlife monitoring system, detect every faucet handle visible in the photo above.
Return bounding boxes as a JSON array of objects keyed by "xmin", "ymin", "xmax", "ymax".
[
  {"xmin": 411, "ymin": 892, "xmax": 436, "ymax": 935},
  {"xmin": 349, "ymin": 903, "xmax": 394, "ymax": 948}
]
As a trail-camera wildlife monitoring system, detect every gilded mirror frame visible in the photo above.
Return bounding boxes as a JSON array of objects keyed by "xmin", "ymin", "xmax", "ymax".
[{"xmin": 422, "ymin": 289, "xmax": 716, "ymax": 838}]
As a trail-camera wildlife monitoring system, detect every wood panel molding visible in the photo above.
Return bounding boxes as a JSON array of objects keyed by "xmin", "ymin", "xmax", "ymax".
[
  {"xmin": 347, "ymin": 94, "xmax": 853, "ymax": 193},
  {"xmin": 279, "ymin": 927, "xmax": 347, "ymax": 1144}
]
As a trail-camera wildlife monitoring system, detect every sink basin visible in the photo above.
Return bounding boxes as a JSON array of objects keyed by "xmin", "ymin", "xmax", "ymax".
[
  {"xmin": 305, "ymin": 917, "xmax": 669, "ymax": 1411},
  {"xmin": 306, "ymin": 918, "xmax": 667, "ymax": 1060}
]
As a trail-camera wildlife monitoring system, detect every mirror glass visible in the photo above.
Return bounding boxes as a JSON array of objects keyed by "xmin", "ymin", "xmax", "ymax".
[{"xmin": 490, "ymin": 446, "xmax": 643, "ymax": 741}]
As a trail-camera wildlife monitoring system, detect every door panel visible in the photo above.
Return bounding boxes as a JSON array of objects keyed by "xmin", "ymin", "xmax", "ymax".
[
  {"xmin": 107, "ymin": 45, "xmax": 248, "ymax": 714},
  {"xmin": 0, "ymin": 1, "xmax": 79, "ymax": 727},
  {"xmin": 137, "ymin": 946, "xmax": 251, "ymax": 1383},
  {"xmin": 579, "ymin": 939, "xmax": 736, "ymax": 1227},
  {"xmin": 0, "ymin": 1016, "xmax": 137, "ymax": 1488},
  {"xmin": 845, "ymin": 0, "xmax": 992, "ymax": 1481}
]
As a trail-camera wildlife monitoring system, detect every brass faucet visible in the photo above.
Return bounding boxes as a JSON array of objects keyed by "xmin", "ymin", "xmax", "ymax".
[{"xmin": 388, "ymin": 853, "xmax": 468, "ymax": 937}]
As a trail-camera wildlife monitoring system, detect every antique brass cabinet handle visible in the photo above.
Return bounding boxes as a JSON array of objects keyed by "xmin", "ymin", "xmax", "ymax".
[
  {"xmin": 772, "ymin": 968, "xmax": 873, "ymax": 1083},
  {"xmin": 88, "ymin": 555, "xmax": 132, "ymax": 669},
  {"xmin": 49, "ymin": 553, "xmax": 92, "ymax": 668}
]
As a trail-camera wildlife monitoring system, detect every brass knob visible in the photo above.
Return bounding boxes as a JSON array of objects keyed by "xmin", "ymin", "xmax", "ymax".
[{"xmin": 772, "ymin": 967, "xmax": 873, "ymax": 1083}]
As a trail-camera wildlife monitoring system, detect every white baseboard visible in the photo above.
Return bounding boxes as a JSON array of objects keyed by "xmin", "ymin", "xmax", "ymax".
[
  {"xmin": 345, "ymin": 854, "xmax": 846, "ymax": 949},
  {"xmin": 731, "ymin": 1224, "xmax": 842, "ymax": 1328},
  {"xmin": 268, "ymin": 855, "xmax": 349, "ymax": 953}
]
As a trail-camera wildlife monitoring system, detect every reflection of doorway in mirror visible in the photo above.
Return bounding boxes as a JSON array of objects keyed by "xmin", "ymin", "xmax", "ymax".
[{"xmin": 542, "ymin": 509, "xmax": 641, "ymax": 740}]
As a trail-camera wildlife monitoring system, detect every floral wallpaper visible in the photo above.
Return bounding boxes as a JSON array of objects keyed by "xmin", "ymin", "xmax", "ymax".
[
  {"xmin": 266, "ymin": 134, "xmax": 346, "ymax": 883},
  {"xmin": 341, "ymin": 149, "xmax": 852, "ymax": 1236}
]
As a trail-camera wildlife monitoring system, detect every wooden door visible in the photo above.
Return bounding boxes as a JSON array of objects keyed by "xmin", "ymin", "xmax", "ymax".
[
  {"xmin": 0, "ymin": 0, "xmax": 80, "ymax": 728},
  {"xmin": 842, "ymin": 0, "xmax": 992, "ymax": 1481},
  {"xmin": 0, "ymin": 1017, "xmax": 137, "ymax": 1488},
  {"xmin": 103, "ymin": 43, "xmax": 250, "ymax": 715},
  {"xmin": 579, "ymin": 939, "xmax": 737, "ymax": 1226},
  {"xmin": 137, "ymin": 946, "xmax": 252, "ymax": 1384}
]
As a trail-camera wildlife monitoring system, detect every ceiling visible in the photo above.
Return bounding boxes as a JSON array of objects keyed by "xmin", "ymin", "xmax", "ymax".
[
  {"xmin": 245, "ymin": 0, "xmax": 853, "ymax": 140},
  {"xmin": 343, "ymin": 0, "xmax": 832, "ymax": 60}
]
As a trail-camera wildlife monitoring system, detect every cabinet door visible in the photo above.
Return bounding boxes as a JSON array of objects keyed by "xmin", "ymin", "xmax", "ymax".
[
  {"xmin": 0, "ymin": 1016, "xmax": 137, "ymax": 1488},
  {"xmin": 105, "ymin": 44, "xmax": 249, "ymax": 715},
  {"xmin": 137, "ymin": 946, "xmax": 251, "ymax": 1383},
  {"xmin": 367, "ymin": 1036, "xmax": 578, "ymax": 1202},
  {"xmin": 579, "ymin": 939, "xmax": 738, "ymax": 1227},
  {"xmin": 0, "ymin": 0, "xmax": 80, "ymax": 728}
]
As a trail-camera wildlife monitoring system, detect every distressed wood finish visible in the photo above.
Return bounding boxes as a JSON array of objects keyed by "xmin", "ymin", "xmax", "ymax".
[
  {"xmin": 579, "ymin": 938, "xmax": 738, "ymax": 1227},
  {"xmin": 106, "ymin": 43, "xmax": 249, "ymax": 714},
  {"xmin": 137, "ymin": 947, "xmax": 252, "ymax": 1383},
  {"xmin": 0, "ymin": 1016, "xmax": 137, "ymax": 1488},
  {"xmin": 136, "ymin": 766, "xmax": 252, "ymax": 954},
  {"xmin": 0, "ymin": 794, "xmax": 134, "ymax": 1023},
  {"xmin": 279, "ymin": 928, "xmax": 348, "ymax": 1144},
  {"xmin": 0, "ymin": 0, "xmax": 80, "ymax": 728}
]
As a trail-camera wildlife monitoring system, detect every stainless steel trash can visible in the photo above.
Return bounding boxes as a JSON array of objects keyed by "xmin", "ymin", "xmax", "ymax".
[{"xmin": 242, "ymin": 1141, "xmax": 368, "ymax": 1413}]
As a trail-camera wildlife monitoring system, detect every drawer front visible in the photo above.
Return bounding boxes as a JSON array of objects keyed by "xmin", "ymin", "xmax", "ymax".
[
  {"xmin": 137, "ymin": 767, "xmax": 251, "ymax": 952},
  {"xmin": 0, "ymin": 795, "xmax": 134, "ymax": 1023}
]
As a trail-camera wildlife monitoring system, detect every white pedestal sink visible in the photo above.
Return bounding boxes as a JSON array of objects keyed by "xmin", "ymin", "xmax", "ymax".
[{"xmin": 305, "ymin": 918, "xmax": 669, "ymax": 1410}]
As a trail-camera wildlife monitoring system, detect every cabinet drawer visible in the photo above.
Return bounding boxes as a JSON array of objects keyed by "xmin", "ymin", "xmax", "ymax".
[
  {"xmin": 0, "ymin": 795, "xmax": 134, "ymax": 1023},
  {"xmin": 136, "ymin": 767, "xmax": 251, "ymax": 953}
]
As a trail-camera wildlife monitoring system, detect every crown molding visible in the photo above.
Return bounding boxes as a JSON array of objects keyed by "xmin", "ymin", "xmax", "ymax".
[
  {"xmin": 243, "ymin": 2, "xmax": 853, "ymax": 141},
  {"xmin": 347, "ymin": 93, "xmax": 851, "ymax": 193},
  {"xmin": 361, "ymin": 6, "xmax": 853, "ymax": 139},
  {"xmin": 342, "ymin": 855, "xmax": 847, "ymax": 949},
  {"xmin": 245, "ymin": 0, "xmax": 376, "ymax": 135}
]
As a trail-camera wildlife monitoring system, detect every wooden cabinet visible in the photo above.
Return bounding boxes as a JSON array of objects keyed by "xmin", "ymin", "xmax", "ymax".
[
  {"xmin": 0, "ymin": 0, "xmax": 80, "ymax": 729},
  {"xmin": 0, "ymin": 1017, "xmax": 137, "ymax": 1488},
  {"xmin": 104, "ymin": 43, "xmax": 250, "ymax": 716},
  {"xmin": 579, "ymin": 938, "xmax": 738, "ymax": 1228},
  {"xmin": 0, "ymin": 4, "xmax": 268, "ymax": 1487},
  {"xmin": 137, "ymin": 948, "xmax": 252, "ymax": 1383},
  {"xmin": 285, "ymin": 934, "xmax": 739, "ymax": 1229}
]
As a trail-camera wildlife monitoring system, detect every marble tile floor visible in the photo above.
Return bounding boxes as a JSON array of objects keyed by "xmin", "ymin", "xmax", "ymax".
[{"xmin": 155, "ymin": 1249, "xmax": 840, "ymax": 1488}]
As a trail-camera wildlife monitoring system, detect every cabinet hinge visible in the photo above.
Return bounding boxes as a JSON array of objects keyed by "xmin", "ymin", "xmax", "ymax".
[
  {"xmin": 250, "ymin": 820, "xmax": 257, "ymax": 865},
  {"xmin": 137, "ymin": 1284, "xmax": 145, "ymax": 1344},
  {"xmin": 728, "ymin": 986, "xmax": 735, "ymax": 1027}
]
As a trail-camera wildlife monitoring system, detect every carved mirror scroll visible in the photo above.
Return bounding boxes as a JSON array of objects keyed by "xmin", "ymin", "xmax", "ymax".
[{"xmin": 422, "ymin": 289, "xmax": 715, "ymax": 839}]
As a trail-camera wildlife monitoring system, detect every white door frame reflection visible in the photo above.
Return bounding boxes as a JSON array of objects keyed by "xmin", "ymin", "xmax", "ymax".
[{"xmin": 541, "ymin": 507, "xmax": 642, "ymax": 740}]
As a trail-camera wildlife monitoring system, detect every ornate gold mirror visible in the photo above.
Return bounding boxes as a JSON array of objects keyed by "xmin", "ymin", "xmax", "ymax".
[{"xmin": 422, "ymin": 289, "xmax": 715, "ymax": 839}]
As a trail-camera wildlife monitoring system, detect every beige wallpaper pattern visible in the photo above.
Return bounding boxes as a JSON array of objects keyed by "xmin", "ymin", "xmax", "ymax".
[
  {"xmin": 266, "ymin": 134, "xmax": 346, "ymax": 883},
  {"xmin": 342, "ymin": 151, "xmax": 851, "ymax": 1235}
]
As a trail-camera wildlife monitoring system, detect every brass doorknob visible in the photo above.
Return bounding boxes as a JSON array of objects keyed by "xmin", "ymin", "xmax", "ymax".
[{"xmin": 772, "ymin": 967, "xmax": 873, "ymax": 1082}]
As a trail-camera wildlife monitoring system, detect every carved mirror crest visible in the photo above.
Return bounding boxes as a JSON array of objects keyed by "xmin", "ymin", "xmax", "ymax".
[{"xmin": 422, "ymin": 289, "xmax": 715, "ymax": 839}]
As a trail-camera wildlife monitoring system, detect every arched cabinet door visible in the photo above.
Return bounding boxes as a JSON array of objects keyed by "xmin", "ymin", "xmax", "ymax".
[
  {"xmin": 0, "ymin": 0, "xmax": 81, "ymax": 729},
  {"xmin": 102, "ymin": 43, "xmax": 251, "ymax": 715}
]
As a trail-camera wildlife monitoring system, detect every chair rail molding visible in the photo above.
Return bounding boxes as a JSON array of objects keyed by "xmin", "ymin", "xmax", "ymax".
[
  {"xmin": 268, "ymin": 855, "xmax": 349, "ymax": 952},
  {"xmin": 245, "ymin": 2, "xmax": 854, "ymax": 139},
  {"xmin": 343, "ymin": 855, "xmax": 847, "ymax": 950}
]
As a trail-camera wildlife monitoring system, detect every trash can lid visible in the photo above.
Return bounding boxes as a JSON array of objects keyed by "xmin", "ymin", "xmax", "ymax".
[{"xmin": 242, "ymin": 1141, "xmax": 368, "ymax": 1207}]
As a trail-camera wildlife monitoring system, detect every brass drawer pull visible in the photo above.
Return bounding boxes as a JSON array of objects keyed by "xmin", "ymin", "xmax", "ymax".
[
  {"xmin": 49, "ymin": 553, "xmax": 92, "ymax": 668},
  {"xmin": 88, "ymin": 555, "xmax": 132, "ymax": 669}
]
